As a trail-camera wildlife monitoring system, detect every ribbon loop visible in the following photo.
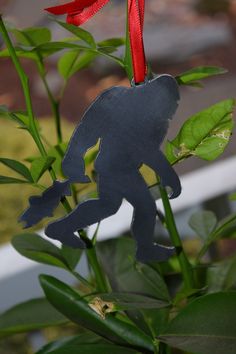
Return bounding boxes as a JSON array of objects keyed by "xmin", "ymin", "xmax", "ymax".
[
  {"xmin": 128, "ymin": 0, "xmax": 146, "ymax": 83},
  {"xmin": 45, "ymin": 0, "xmax": 146, "ymax": 84}
]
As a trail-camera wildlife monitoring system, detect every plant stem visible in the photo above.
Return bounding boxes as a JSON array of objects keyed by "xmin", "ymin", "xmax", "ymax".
[
  {"xmin": 159, "ymin": 342, "xmax": 172, "ymax": 354},
  {"xmin": 0, "ymin": 16, "xmax": 47, "ymax": 158},
  {"xmin": 80, "ymin": 231, "xmax": 110, "ymax": 293},
  {"xmin": 40, "ymin": 72, "xmax": 63, "ymax": 144},
  {"xmin": 87, "ymin": 247, "xmax": 109, "ymax": 292},
  {"xmin": 0, "ymin": 16, "xmax": 74, "ymax": 212},
  {"xmin": 72, "ymin": 270, "xmax": 94, "ymax": 290},
  {"xmin": 62, "ymin": 198, "xmax": 109, "ymax": 293},
  {"xmin": 159, "ymin": 185, "xmax": 195, "ymax": 290}
]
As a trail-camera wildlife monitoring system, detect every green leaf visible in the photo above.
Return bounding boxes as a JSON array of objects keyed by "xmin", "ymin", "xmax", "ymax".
[
  {"xmin": 0, "ymin": 298, "xmax": 67, "ymax": 338},
  {"xmin": 58, "ymin": 50, "xmax": 97, "ymax": 80},
  {"xmin": 29, "ymin": 42, "xmax": 124, "ymax": 66},
  {"xmin": 189, "ymin": 210, "xmax": 217, "ymax": 240},
  {"xmin": 97, "ymin": 238, "xmax": 170, "ymax": 302},
  {"xmin": 198, "ymin": 213, "xmax": 236, "ymax": 259},
  {"xmin": 36, "ymin": 332, "xmax": 105, "ymax": 353},
  {"xmin": 30, "ymin": 156, "xmax": 56, "ymax": 182},
  {"xmin": 95, "ymin": 293, "xmax": 169, "ymax": 311},
  {"xmin": 0, "ymin": 106, "xmax": 29, "ymax": 128},
  {"xmin": 213, "ymin": 213, "xmax": 236, "ymax": 239},
  {"xmin": 229, "ymin": 192, "xmax": 236, "ymax": 200},
  {"xmin": 12, "ymin": 233, "xmax": 70, "ymax": 270},
  {"xmin": 97, "ymin": 238, "xmax": 171, "ymax": 337},
  {"xmin": 47, "ymin": 142, "xmax": 68, "ymax": 175},
  {"xmin": 0, "ymin": 47, "xmax": 38, "ymax": 60},
  {"xmin": 11, "ymin": 111, "xmax": 30, "ymax": 128},
  {"xmin": 60, "ymin": 245, "xmax": 82, "ymax": 271},
  {"xmin": 36, "ymin": 333, "xmax": 141, "ymax": 354},
  {"xmin": 56, "ymin": 21, "xmax": 96, "ymax": 48},
  {"xmin": 159, "ymin": 292, "xmax": 236, "ymax": 354},
  {"xmin": 11, "ymin": 27, "xmax": 51, "ymax": 46},
  {"xmin": 207, "ymin": 256, "xmax": 236, "ymax": 292},
  {"xmin": 0, "ymin": 175, "xmax": 29, "ymax": 184},
  {"xmin": 98, "ymin": 38, "xmax": 125, "ymax": 48},
  {"xmin": 97, "ymin": 37, "xmax": 125, "ymax": 53},
  {"xmin": 165, "ymin": 99, "xmax": 235, "ymax": 164},
  {"xmin": 0, "ymin": 158, "xmax": 33, "ymax": 182},
  {"xmin": 176, "ymin": 66, "xmax": 227, "ymax": 86},
  {"xmin": 39, "ymin": 275, "xmax": 154, "ymax": 352},
  {"xmin": 28, "ymin": 42, "xmax": 89, "ymax": 54},
  {"xmin": 58, "ymin": 50, "xmax": 80, "ymax": 79},
  {"xmin": 71, "ymin": 51, "xmax": 98, "ymax": 75}
]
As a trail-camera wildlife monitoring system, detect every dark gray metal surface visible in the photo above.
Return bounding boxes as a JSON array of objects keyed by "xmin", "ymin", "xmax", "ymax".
[
  {"xmin": 20, "ymin": 180, "xmax": 71, "ymax": 228},
  {"xmin": 21, "ymin": 74, "xmax": 181, "ymax": 262}
]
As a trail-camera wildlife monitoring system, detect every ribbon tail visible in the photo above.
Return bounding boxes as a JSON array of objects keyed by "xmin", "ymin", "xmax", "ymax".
[
  {"xmin": 45, "ymin": 2, "xmax": 81, "ymax": 15},
  {"xmin": 128, "ymin": 0, "xmax": 146, "ymax": 83},
  {"xmin": 67, "ymin": 0, "xmax": 110, "ymax": 26}
]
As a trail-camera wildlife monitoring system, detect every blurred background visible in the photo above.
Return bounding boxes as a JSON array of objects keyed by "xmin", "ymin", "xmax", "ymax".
[{"xmin": 0, "ymin": 1, "xmax": 236, "ymax": 352}]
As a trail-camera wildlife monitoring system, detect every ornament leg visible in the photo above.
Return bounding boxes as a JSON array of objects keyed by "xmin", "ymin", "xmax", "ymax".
[
  {"xmin": 45, "ymin": 194, "xmax": 122, "ymax": 248},
  {"xmin": 126, "ymin": 174, "xmax": 175, "ymax": 262}
]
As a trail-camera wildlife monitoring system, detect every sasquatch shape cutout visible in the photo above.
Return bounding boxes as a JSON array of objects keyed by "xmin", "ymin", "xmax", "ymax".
[{"xmin": 20, "ymin": 74, "xmax": 181, "ymax": 262}]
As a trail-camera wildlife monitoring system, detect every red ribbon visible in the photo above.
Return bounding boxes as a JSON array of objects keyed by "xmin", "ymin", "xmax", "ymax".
[{"xmin": 45, "ymin": 0, "xmax": 146, "ymax": 84}]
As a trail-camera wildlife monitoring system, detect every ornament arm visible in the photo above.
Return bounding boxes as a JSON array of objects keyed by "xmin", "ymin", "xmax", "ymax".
[
  {"xmin": 145, "ymin": 150, "xmax": 181, "ymax": 199},
  {"xmin": 62, "ymin": 103, "xmax": 103, "ymax": 183}
]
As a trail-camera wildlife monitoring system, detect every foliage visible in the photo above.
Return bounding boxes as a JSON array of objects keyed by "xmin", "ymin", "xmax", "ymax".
[{"xmin": 0, "ymin": 8, "xmax": 235, "ymax": 354}]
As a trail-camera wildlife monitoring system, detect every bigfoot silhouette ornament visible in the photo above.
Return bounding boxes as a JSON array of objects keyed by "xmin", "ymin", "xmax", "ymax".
[{"xmin": 20, "ymin": 74, "xmax": 181, "ymax": 262}]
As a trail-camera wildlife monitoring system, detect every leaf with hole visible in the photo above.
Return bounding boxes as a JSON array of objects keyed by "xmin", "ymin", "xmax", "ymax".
[{"xmin": 165, "ymin": 99, "xmax": 235, "ymax": 164}]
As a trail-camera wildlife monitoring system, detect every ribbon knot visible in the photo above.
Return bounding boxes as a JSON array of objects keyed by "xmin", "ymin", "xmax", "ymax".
[{"xmin": 45, "ymin": 0, "xmax": 146, "ymax": 84}]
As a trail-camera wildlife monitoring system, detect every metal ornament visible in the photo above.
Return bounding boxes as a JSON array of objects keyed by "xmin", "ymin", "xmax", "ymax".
[{"xmin": 20, "ymin": 74, "xmax": 181, "ymax": 262}]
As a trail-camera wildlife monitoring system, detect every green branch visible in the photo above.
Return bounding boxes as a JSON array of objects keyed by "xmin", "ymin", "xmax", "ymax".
[
  {"xmin": 39, "ymin": 71, "xmax": 63, "ymax": 144},
  {"xmin": 0, "ymin": 16, "xmax": 47, "ymax": 158},
  {"xmin": 0, "ymin": 16, "xmax": 72, "ymax": 212},
  {"xmin": 159, "ymin": 185, "xmax": 195, "ymax": 290}
]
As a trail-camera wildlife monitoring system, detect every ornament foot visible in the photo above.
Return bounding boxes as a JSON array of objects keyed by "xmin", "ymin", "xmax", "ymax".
[
  {"xmin": 45, "ymin": 223, "xmax": 86, "ymax": 249},
  {"xmin": 136, "ymin": 243, "xmax": 175, "ymax": 263}
]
